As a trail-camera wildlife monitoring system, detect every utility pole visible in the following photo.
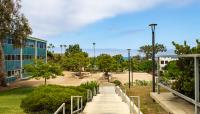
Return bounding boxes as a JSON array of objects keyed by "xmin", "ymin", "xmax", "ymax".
[
  {"xmin": 93, "ymin": 42, "xmax": 96, "ymax": 71},
  {"xmin": 149, "ymin": 23, "xmax": 157, "ymax": 92},
  {"xmin": 127, "ymin": 49, "xmax": 131, "ymax": 89}
]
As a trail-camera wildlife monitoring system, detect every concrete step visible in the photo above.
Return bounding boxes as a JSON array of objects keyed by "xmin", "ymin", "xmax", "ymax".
[{"xmin": 83, "ymin": 86, "xmax": 130, "ymax": 114}]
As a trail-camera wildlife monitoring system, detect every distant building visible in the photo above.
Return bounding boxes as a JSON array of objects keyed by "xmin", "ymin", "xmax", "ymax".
[
  {"xmin": 158, "ymin": 55, "xmax": 178, "ymax": 71},
  {"xmin": 2, "ymin": 36, "xmax": 47, "ymax": 84}
]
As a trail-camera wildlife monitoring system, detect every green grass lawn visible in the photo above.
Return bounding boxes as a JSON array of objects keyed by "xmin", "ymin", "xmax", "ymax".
[
  {"xmin": 126, "ymin": 86, "xmax": 168, "ymax": 114},
  {"xmin": 0, "ymin": 87, "xmax": 34, "ymax": 114}
]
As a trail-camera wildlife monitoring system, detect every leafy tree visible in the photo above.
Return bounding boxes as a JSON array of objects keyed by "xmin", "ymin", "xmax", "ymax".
[
  {"xmin": 65, "ymin": 44, "xmax": 82, "ymax": 56},
  {"xmin": 96, "ymin": 54, "xmax": 113, "ymax": 81},
  {"xmin": 25, "ymin": 61, "xmax": 63, "ymax": 85},
  {"xmin": 0, "ymin": 0, "xmax": 32, "ymax": 86},
  {"xmin": 112, "ymin": 54, "xmax": 124, "ymax": 72},
  {"xmin": 61, "ymin": 44, "xmax": 89, "ymax": 75},
  {"xmin": 163, "ymin": 40, "xmax": 200, "ymax": 98},
  {"xmin": 138, "ymin": 43, "xmax": 167, "ymax": 59}
]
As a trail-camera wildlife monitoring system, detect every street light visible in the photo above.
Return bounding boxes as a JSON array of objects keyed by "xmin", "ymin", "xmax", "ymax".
[
  {"xmin": 127, "ymin": 49, "xmax": 131, "ymax": 89},
  {"xmin": 93, "ymin": 42, "xmax": 96, "ymax": 71},
  {"xmin": 149, "ymin": 23, "xmax": 157, "ymax": 92}
]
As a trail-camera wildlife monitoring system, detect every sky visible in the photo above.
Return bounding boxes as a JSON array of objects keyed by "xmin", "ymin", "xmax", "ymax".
[{"xmin": 21, "ymin": 0, "xmax": 200, "ymax": 56}]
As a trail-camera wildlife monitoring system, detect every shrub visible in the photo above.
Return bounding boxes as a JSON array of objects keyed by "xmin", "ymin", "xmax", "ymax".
[
  {"xmin": 80, "ymin": 81, "xmax": 99, "ymax": 91},
  {"xmin": 21, "ymin": 85, "xmax": 87, "ymax": 114},
  {"xmin": 112, "ymin": 80, "xmax": 122, "ymax": 86},
  {"xmin": 134, "ymin": 80, "xmax": 152, "ymax": 86}
]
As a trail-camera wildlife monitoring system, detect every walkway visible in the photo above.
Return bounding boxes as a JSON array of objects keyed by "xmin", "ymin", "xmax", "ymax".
[
  {"xmin": 83, "ymin": 85, "xmax": 130, "ymax": 114},
  {"xmin": 151, "ymin": 92, "xmax": 194, "ymax": 114}
]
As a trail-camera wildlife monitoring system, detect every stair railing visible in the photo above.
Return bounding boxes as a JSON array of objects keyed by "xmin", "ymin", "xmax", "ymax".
[
  {"xmin": 54, "ymin": 103, "xmax": 65, "ymax": 114},
  {"xmin": 71, "ymin": 96, "xmax": 83, "ymax": 114}
]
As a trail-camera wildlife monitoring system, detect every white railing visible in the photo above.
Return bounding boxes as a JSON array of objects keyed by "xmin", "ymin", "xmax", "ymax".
[
  {"xmin": 115, "ymin": 86, "xmax": 143, "ymax": 114},
  {"xmin": 71, "ymin": 96, "xmax": 83, "ymax": 114},
  {"xmin": 130, "ymin": 96, "xmax": 140, "ymax": 114},
  {"xmin": 87, "ymin": 89, "xmax": 93, "ymax": 102},
  {"xmin": 54, "ymin": 103, "xmax": 65, "ymax": 114}
]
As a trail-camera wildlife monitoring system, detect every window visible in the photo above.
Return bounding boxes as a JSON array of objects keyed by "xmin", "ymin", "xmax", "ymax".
[
  {"xmin": 165, "ymin": 61, "xmax": 169, "ymax": 64},
  {"xmin": 12, "ymin": 55, "xmax": 15, "ymax": 60},
  {"xmin": 7, "ymin": 39, "xmax": 13, "ymax": 44},
  {"xmin": 8, "ymin": 55, "xmax": 12, "ymax": 60},
  {"xmin": 7, "ymin": 71, "xmax": 12, "ymax": 76},
  {"xmin": 16, "ymin": 55, "xmax": 20, "ymax": 60},
  {"xmin": 161, "ymin": 61, "xmax": 164, "ymax": 64}
]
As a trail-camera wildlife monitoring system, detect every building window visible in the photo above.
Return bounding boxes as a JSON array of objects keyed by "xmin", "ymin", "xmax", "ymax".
[
  {"xmin": 165, "ymin": 61, "xmax": 169, "ymax": 64},
  {"xmin": 16, "ymin": 55, "xmax": 20, "ymax": 60},
  {"xmin": 7, "ymin": 71, "xmax": 12, "ymax": 76},
  {"xmin": 161, "ymin": 61, "xmax": 164, "ymax": 64}
]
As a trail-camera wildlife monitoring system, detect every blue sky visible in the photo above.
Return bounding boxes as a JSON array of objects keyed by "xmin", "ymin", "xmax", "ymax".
[{"xmin": 21, "ymin": 0, "xmax": 200, "ymax": 55}]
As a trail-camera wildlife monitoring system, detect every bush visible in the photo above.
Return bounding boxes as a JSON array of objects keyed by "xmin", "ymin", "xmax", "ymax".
[
  {"xmin": 21, "ymin": 85, "xmax": 87, "ymax": 114},
  {"xmin": 112, "ymin": 80, "xmax": 122, "ymax": 86},
  {"xmin": 80, "ymin": 81, "xmax": 99, "ymax": 95},
  {"xmin": 134, "ymin": 80, "xmax": 151, "ymax": 86}
]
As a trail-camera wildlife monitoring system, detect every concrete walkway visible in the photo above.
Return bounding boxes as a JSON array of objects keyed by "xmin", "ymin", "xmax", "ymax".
[
  {"xmin": 151, "ymin": 92, "xmax": 194, "ymax": 114},
  {"xmin": 83, "ymin": 85, "xmax": 130, "ymax": 114}
]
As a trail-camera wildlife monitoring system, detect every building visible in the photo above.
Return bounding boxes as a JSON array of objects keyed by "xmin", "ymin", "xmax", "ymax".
[
  {"xmin": 158, "ymin": 55, "xmax": 178, "ymax": 71},
  {"xmin": 2, "ymin": 36, "xmax": 47, "ymax": 84}
]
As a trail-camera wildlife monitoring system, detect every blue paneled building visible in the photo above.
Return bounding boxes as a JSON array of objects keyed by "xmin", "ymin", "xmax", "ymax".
[{"xmin": 2, "ymin": 36, "xmax": 47, "ymax": 83}]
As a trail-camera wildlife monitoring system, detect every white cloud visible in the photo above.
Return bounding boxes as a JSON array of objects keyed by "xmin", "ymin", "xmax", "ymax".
[{"xmin": 21, "ymin": 0, "xmax": 194, "ymax": 37}]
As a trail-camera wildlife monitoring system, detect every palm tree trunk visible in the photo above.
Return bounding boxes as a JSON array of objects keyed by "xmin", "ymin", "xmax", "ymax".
[{"xmin": 0, "ymin": 41, "xmax": 6, "ymax": 86}]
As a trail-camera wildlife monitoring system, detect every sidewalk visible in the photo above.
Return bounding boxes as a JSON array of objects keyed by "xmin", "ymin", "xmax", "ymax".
[{"xmin": 150, "ymin": 92, "xmax": 194, "ymax": 114}]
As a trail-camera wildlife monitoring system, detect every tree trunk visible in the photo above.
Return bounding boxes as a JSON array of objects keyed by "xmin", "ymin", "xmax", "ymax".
[
  {"xmin": 0, "ymin": 41, "xmax": 6, "ymax": 86},
  {"xmin": 44, "ymin": 77, "xmax": 47, "ymax": 85}
]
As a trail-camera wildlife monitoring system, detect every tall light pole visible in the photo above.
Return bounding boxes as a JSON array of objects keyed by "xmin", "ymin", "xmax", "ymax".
[
  {"xmin": 93, "ymin": 42, "xmax": 96, "ymax": 71},
  {"xmin": 127, "ymin": 49, "xmax": 131, "ymax": 89},
  {"xmin": 149, "ymin": 23, "xmax": 157, "ymax": 92},
  {"xmin": 131, "ymin": 57, "xmax": 133, "ymax": 86}
]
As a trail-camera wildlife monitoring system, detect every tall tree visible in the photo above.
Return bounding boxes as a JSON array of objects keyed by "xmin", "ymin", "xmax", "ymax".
[
  {"xmin": 163, "ymin": 40, "xmax": 200, "ymax": 98},
  {"xmin": 0, "ymin": 0, "xmax": 32, "ymax": 86},
  {"xmin": 65, "ymin": 44, "xmax": 82, "ymax": 56},
  {"xmin": 138, "ymin": 43, "xmax": 167, "ymax": 59},
  {"xmin": 96, "ymin": 54, "xmax": 113, "ymax": 81},
  {"xmin": 112, "ymin": 54, "xmax": 124, "ymax": 72}
]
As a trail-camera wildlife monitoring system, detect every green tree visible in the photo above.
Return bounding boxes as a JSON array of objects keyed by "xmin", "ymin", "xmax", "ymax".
[
  {"xmin": 138, "ymin": 43, "xmax": 167, "ymax": 59},
  {"xmin": 163, "ymin": 40, "xmax": 200, "ymax": 98},
  {"xmin": 96, "ymin": 54, "xmax": 113, "ymax": 81},
  {"xmin": 65, "ymin": 44, "xmax": 82, "ymax": 56},
  {"xmin": 112, "ymin": 54, "xmax": 124, "ymax": 72},
  {"xmin": 0, "ymin": 0, "xmax": 32, "ymax": 86},
  {"xmin": 61, "ymin": 44, "xmax": 89, "ymax": 75},
  {"xmin": 25, "ymin": 61, "xmax": 63, "ymax": 85}
]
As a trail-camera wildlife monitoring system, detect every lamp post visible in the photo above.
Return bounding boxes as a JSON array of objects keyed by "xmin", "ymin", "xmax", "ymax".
[
  {"xmin": 127, "ymin": 49, "xmax": 131, "ymax": 89},
  {"xmin": 93, "ymin": 42, "xmax": 96, "ymax": 71},
  {"xmin": 131, "ymin": 58, "xmax": 133, "ymax": 86},
  {"xmin": 149, "ymin": 23, "xmax": 157, "ymax": 92}
]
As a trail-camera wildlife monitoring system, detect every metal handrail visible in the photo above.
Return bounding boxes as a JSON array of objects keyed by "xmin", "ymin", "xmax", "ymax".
[
  {"xmin": 87, "ymin": 89, "xmax": 93, "ymax": 102},
  {"xmin": 115, "ymin": 86, "xmax": 142, "ymax": 114},
  {"xmin": 130, "ymin": 96, "xmax": 140, "ymax": 114},
  {"xmin": 71, "ymin": 96, "xmax": 83, "ymax": 114},
  {"xmin": 54, "ymin": 103, "xmax": 65, "ymax": 114}
]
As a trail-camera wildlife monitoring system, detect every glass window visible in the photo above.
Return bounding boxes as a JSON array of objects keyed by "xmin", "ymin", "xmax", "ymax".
[
  {"xmin": 16, "ymin": 55, "xmax": 20, "ymax": 60},
  {"xmin": 165, "ymin": 61, "xmax": 169, "ymax": 64},
  {"xmin": 161, "ymin": 61, "xmax": 164, "ymax": 64},
  {"xmin": 7, "ymin": 71, "xmax": 11, "ymax": 76},
  {"xmin": 8, "ymin": 55, "xmax": 12, "ymax": 60},
  {"xmin": 8, "ymin": 39, "xmax": 13, "ymax": 44},
  {"xmin": 12, "ymin": 55, "xmax": 15, "ymax": 60}
]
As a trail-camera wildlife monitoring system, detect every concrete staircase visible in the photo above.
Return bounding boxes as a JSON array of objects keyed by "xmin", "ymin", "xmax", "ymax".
[{"xmin": 83, "ymin": 86, "xmax": 130, "ymax": 114}]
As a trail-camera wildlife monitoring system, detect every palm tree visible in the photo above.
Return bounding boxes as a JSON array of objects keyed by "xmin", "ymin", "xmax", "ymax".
[
  {"xmin": 52, "ymin": 45, "xmax": 55, "ymax": 53},
  {"xmin": 60, "ymin": 45, "xmax": 63, "ymax": 54},
  {"xmin": 0, "ymin": 0, "xmax": 32, "ymax": 86},
  {"xmin": 63, "ymin": 45, "xmax": 67, "ymax": 53}
]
